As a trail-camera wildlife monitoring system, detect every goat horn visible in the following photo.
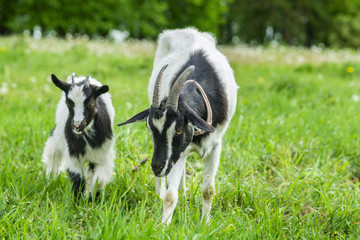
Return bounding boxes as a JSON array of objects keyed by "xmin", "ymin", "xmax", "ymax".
[
  {"xmin": 85, "ymin": 74, "xmax": 90, "ymax": 86},
  {"xmin": 152, "ymin": 64, "xmax": 168, "ymax": 108},
  {"xmin": 71, "ymin": 74, "xmax": 75, "ymax": 85},
  {"xmin": 166, "ymin": 65, "xmax": 195, "ymax": 110}
]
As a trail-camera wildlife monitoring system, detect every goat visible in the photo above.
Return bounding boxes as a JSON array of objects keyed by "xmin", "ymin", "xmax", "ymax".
[
  {"xmin": 118, "ymin": 28, "xmax": 238, "ymax": 224},
  {"xmin": 42, "ymin": 73, "xmax": 115, "ymax": 201}
]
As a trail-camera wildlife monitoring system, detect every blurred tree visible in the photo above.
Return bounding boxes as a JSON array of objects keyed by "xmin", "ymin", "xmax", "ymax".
[
  {"xmin": 227, "ymin": 0, "xmax": 360, "ymax": 48},
  {"xmin": 0, "ymin": 0, "xmax": 168, "ymax": 38},
  {"xmin": 0, "ymin": 0, "xmax": 229, "ymax": 40},
  {"xmin": 165, "ymin": 0, "xmax": 230, "ymax": 38},
  {"xmin": 330, "ymin": 0, "xmax": 360, "ymax": 47},
  {"xmin": 125, "ymin": 0, "xmax": 168, "ymax": 39},
  {"xmin": 0, "ymin": 0, "xmax": 15, "ymax": 34},
  {"xmin": 0, "ymin": 0, "xmax": 359, "ymax": 47}
]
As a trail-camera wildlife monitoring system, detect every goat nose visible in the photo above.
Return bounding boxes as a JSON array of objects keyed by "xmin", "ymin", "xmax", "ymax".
[{"xmin": 151, "ymin": 162, "xmax": 165, "ymax": 176}]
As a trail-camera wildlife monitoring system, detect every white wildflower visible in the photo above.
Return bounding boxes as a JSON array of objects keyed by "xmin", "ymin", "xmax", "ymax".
[
  {"xmin": 0, "ymin": 82, "xmax": 8, "ymax": 95},
  {"xmin": 352, "ymin": 94, "xmax": 359, "ymax": 102}
]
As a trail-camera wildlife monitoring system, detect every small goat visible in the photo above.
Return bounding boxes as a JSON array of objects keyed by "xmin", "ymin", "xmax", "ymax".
[
  {"xmin": 118, "ymin": 28, "xmax": 238, "ymax": 224},
  {"xmin": 42, "ymin": 74, "xmax": 115, "ymax": 201}
]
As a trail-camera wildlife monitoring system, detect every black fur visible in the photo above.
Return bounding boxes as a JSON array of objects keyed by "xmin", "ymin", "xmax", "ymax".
[
  {"xmin": 174, "ymin": 50, "xmax": 228, "ymax": 144},
  {"xmin": 65, "ymin": 97, "xmax": 112, "ymax": 157},
  {"xmin": 148, "ymin": 108, "xmax": 176, "ymax": 175},
  {"xmin": 51, "ymin": 74, "xmax": 113, "ymax": 199},
  {"xmin": 89, "ymin": 162, "xmax": 95, "ymax": 171},
  {"xmin": 84, "ymin": 98, "xmax": 113, "ymax": 148},
  {"xmin": 65, "ymin": 119, "xmax": 87, "ymax": 157},
  {"xmin": 67, "ymin": 170, "xmax": 85, "ymax": 200},
  {"xmin": 118, "ymin": 50, "xmax": 228, "ymax": 176},
  {"xmin": 151, "ymin": 50, "xmax": 227, "ymax": 174},
  {"xmin": 170, "ymin": 123, "xmax": 193, "ymax": 169}
]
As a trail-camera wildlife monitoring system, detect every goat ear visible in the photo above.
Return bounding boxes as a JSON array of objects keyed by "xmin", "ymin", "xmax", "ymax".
[
  {"xmin": 94, "ymin": 85, "xmax": 109, "ymax": 97},
  {"xmin": 117, "ymin": 109, "xmax": 149, "ymax": 126},
  {"xmin": 185, "ymin": 109, "xmax": 214, "ymax": 132},
  {"xmin": 51, "ymin": 74, "xmax": 70, "ymax": 92}
]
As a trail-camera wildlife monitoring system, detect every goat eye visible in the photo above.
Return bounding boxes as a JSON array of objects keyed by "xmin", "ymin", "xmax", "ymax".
[{"xmin": 176, "ymin": 130, "xmax": 182, "ymax": 135}]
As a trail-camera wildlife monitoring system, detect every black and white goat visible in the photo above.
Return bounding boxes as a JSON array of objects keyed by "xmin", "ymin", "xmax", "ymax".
[
  {"xmin": 42, "ymin": 74, "xmax": 115, "ymax": 201},
  {"xmin": 118, "ymin": 28, "xmax": 238, "ymax": 224}
]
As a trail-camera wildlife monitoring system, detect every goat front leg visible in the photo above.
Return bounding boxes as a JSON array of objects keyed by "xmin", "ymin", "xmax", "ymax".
[
  {"xmin": 162, "ymin": 157, "xmax": 186, "ymax": 225},
  {"xmin": 201, "ymin": 142, "xmax": 221, "ymax": 223},
  {"xmin": 155, "ymin": 177, "xmax": 166, "ymax": 200},
  {"xmin": 66, "ymin": 158, "xmax": 85, "ymax": 201},
  {"xmin": 86, "ymin": 156, "xmax": 114, "ymax": 202}
]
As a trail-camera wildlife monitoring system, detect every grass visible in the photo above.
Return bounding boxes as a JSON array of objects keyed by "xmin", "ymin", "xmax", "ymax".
[{"xmin": 0, "ymin": 35, "xmax": 360, "ymax": 239}]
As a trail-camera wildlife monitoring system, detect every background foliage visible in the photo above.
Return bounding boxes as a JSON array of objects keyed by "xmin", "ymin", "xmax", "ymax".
[{"xmin": 1, "ymin": 0, "xmax": 359, "ymax": 47}]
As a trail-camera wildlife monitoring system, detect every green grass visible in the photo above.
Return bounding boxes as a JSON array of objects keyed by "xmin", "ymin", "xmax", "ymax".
[{"xmin": 1, "ymin": 35, "xmax": 360, "ymax": 239}]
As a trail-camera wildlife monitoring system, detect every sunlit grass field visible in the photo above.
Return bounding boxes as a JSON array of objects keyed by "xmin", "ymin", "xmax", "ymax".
[{"xmin": 0, "ymin": 36, "xmax": 360, "ymax": 239}]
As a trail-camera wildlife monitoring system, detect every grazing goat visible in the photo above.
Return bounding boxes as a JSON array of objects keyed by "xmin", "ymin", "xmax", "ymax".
[
  {"xmin": 42, "ymin": 74, "xmax": 115, "ymax": 201},
  {"xmin": 118, "ymin": 28, "xmax": 238, "ymax": 224}
]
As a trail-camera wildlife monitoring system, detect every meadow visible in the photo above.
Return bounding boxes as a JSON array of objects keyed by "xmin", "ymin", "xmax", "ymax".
[{"xmin": 0, "ymin": 35, "xmax": 360, "ymax": 239}]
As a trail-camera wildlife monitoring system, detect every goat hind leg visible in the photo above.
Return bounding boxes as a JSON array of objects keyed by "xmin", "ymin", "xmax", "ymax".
[
  {"xmin": 179, "ymin": 159, "xmax": 187, "ymax": 196},
  {"xmin": 42, "ymin": 135, "xmax": 64, "ymax": 177}
]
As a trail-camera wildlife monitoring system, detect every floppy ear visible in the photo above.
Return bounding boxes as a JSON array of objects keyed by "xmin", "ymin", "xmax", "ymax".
[
  {"xmin": 94, "ymin": 85, "xmax": 109, "ymax": 98},
  {"xmin": 118, "ymin": 109, "xmax": 150, "ymax": 126},
  {"xmin": 51, "ymin": 74, "xmax": 70, "ymax": 92},
  {"xmin": 185, "ymin": 108, "xmax": 214, "ymax": 132}
]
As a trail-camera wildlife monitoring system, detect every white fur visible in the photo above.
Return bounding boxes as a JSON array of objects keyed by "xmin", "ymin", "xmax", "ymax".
[
  {"xmin": 151, "ymin": 113, "xmax": 167, "ymax": 133},
  {"xmin": 148, "ymin": 28, "xmax": 238, "ymax": 224},
  {"xmin": 161, "ymin": 121, "xmax": 176, "ymax": 176},
  {"xmin": 42, "ymin": 74, "xmax": 115, "ymax": 196},
  {"xmin": 67, "ymin": 85, "xmax": 86, "ymax": 125}
]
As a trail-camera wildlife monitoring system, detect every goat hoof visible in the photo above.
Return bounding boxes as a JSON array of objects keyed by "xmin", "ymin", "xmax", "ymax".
[{"xmin": 88, "ymin": 191, "xmax": 100, "ymax": 203}]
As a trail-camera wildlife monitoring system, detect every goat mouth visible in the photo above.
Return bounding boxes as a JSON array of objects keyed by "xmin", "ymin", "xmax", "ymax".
[
  {"xmin": 154, "ymin": 172, "xmax": 166, "ymax": 177},
  {"xmin": 73, "ymin": 129, "xmax": 83, "ymax": 134},
  {"xmin": 153, "ymin": 167, "xmax": 172, "ymax": 177}
]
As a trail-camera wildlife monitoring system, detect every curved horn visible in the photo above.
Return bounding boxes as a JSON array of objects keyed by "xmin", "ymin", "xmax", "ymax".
[
  {"xmin": 165, "ymin": 65, "xmax": 195, "ymax": 110},
  {"xmin": 152, "ymin": 64, "xmax": 168, "ymax": 108}
]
